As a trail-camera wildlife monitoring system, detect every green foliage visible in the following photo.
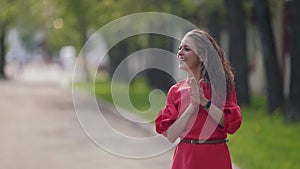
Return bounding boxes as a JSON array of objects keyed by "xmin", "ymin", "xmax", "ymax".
[
  {"xmin": 1, "ymin": 0, "xmax": 53, "ymax": 51},
  {"xmin": 174, "ymin": 0, "xmax": 226, "ymax": 27},
  {"xmin": 0, "ymin": 0, "xmax": 263, "ymax": 58},
  {"xmin": 46, "ymin": 0, "xmax": 173, "ymax": 53},
  {"xmin": 0, "ymin": 0, "xmax": 19, "ymax": 28},
  {"xmin": 1, "ymin": 0, "xmax": 233, "ymax": 57}
]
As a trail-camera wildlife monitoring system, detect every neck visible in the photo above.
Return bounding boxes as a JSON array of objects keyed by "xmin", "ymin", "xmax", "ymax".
[{"xmin": 187, "ymin": 68, "xmax": 202, "ymax": 81}]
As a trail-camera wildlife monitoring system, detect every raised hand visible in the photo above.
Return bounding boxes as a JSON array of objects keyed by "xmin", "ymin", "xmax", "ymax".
[{"xmin": 188, "ymin": 77, "xmax": 208, "ymax": 108}]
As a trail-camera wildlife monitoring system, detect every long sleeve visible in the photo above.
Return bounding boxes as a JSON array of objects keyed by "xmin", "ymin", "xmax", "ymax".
[
  {"xmin": 221, "ymin": 86, "xmax": 242, "ymax": 134},
  {"xmin": 155, "ymin": 86, "xmax": 179, "ymax": 135}
]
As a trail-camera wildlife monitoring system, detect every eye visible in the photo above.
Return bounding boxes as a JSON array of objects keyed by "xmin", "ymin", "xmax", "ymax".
[
  {"xmin": 184, "ymin": 47, "xmax": 190, "ymax": 51},
  {"xmin": 178, "ymin": 45, "xmax": 182, "ymax": 50}
]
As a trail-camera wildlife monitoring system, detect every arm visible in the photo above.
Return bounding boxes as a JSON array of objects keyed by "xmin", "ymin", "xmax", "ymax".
[
  {"xmin": 166, "ymin": 103, "xmax": 197, "ymax": 143},
  {"xmin": 203, "ymin": 102, "xmax": 224, "ymax": 127},
  {"xmin": 201, "ymin": 84, "xmax": 242, "ymax": 134},
  {"xmin": 194, "ymin": 78, "xmax": 225, "ymax": 127}
]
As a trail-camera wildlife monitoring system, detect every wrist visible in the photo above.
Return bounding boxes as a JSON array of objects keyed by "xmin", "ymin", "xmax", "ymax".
[
  {"xmin": 188, "ymin": 103, "xmax": 198, "ymax": 112},
  {"xmin": 200, "ymin": 98, "xmax": 208, "ymax": 107},
  {"xmin": 203, "ymin": 100, "xmax": 211, "ymax": 110}
]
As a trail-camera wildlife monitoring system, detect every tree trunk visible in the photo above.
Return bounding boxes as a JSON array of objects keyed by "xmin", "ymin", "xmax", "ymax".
[
  {"xmin": 0, "ymin": 27, "xmax": 6, "ymax": 79},
  {"xmin": 146, "ymin": 34, "xmax": 175, "ymax": 91},
  {"xmin": 207, "ymin": 10, "xmax": 221, "ymax": 44},
  {"xmin": 224, "ymin": 0, "xmax": 250, "ymax": 105},
  {"xmin": 108, "ymin": 40, "xmax": 129, "ymax": 82},
  {"xmin": 286, "ymin": 0, "xmax": 300, "ymax": 121},
  {"xmin": 253, "ymin": 0, "xmax": 283, "ymax": 113},
  {"xmin": 79, "ymin": 12, "xmax": 91, "ymax": 82}
]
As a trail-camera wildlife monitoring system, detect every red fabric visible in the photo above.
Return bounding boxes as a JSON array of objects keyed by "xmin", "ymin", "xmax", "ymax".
[{"xmin": 155, "ymin": 79, "xmax": 242, "ymax": 169}]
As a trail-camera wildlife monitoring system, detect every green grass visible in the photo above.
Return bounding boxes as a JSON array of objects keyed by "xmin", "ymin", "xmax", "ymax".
[
  {"xmin": 77, "ymin": 80, "xmax": 300, "ymax": 169},
  {"xmin": 228, "ymin": 97, "xmax": 300, "ymax": 169},
  {"xmin": 76, "ymin": 78, "xmax": 166, "ymax": 121}
]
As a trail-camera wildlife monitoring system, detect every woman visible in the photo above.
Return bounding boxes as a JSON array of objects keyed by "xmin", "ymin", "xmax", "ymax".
[{"xmin": 155, "ymin": 29, "xmax": 242, "ymax": 169}]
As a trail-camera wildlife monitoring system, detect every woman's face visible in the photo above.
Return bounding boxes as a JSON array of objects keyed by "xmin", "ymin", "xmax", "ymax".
[{"xmin": 177, "ymin": 36, "xmax": 201, "ymax": 73}]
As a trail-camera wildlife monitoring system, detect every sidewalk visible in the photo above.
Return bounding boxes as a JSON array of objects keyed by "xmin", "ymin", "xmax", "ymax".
[{"xmin": 0, "ymin": 79, "xmax": 173, "ymax": 169}]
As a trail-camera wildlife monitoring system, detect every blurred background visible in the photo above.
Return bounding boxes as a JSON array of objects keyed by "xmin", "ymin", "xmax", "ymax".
[{"xmin": 1, "ymin": 0, "xmax": 300, "ymax": 169}]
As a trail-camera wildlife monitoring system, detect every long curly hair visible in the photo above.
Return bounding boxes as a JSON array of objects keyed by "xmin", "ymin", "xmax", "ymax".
[{"xmin": 187, "ymin": 29, "xmax": 235, "ymax": 97}]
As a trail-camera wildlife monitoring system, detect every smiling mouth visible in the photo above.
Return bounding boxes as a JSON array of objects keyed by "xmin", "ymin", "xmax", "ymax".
[{"xmin": 178, "ymin": 58, "xmax": 187, "ymax": 62}]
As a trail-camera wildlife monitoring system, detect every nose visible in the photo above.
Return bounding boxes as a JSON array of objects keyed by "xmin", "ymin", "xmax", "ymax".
[{"xmin": 177, "ymin": 48, "xmax": 183, "ymax": 58}]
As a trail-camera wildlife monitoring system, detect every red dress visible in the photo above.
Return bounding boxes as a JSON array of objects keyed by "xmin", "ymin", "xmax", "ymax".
[{"xmin": 155, "ymin": 79, "xmax": 242, "ymax": 169}]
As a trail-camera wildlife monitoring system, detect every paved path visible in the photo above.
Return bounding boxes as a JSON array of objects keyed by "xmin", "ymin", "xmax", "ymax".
[{"xmin": 0, "ymin": 79, "xmax": 174, "ymax": 169}]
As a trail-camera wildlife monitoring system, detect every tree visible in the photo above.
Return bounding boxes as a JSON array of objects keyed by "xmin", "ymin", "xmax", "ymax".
[
  {"xmin": 286, "ymin": 0, "xmax": 300, "ymax": 121},
  {"xmin": 50, "ymin": 0, "xmax": 104, "ymax": 82},
  {"xmin": 224, "ymin": 0, "xmax": 250, "ymax": 105},
  {"xmin": 0, "ymin": 0, "xmax": 48, "ymax": 79},
  {"xmin": 206, "ymin": 9, "xmax": 221, "ymax": 44},
  {"xmin": 253, "ymin": 0, "xmax": 283, "ymax": 113},
  {"xmin": 0, "ymin": 0, "xmax": 19, "ymax": 78},
  {"xmin": 146, "ymin": 34, "xmax": 175, "ymax": 91},
  {"xmin": 0, "ymin": 24, "xmax": 6, "ymax": 79}
]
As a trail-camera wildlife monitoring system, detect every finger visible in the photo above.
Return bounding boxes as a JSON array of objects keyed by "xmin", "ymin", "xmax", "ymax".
[
  {"xmin": 197, "ymin": 79, "xmax": 205, "ymax": 93},
  {"xmin": 198, "ymin": 78, "xmax": 205, "ymax": 86},
  {"xmin": 188, "ymin": 88, "xmax": 192, "ymax": 95},
  {"xmin": 191, "ymin": 78, "xmax": 198, "ymax": 88},
  {"xmin": 189, "ymin": 77, "xmax": 196, "ymax": 83},
  {"xmin": 189, "ymin": 80, "xmax": 197, "ymax": 92},
  {"xmin": 198, "ymin": 85, "xmax": 204, "ymax": 92}
]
